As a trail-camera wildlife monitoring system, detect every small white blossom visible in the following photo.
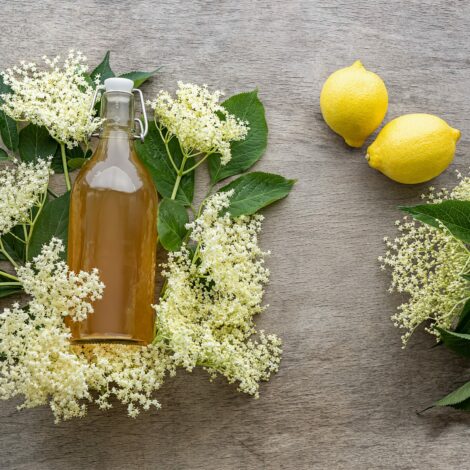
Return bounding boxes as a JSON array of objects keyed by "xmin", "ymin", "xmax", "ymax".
[
  {"xmin": 17, "ymin": 237, "xmax": 104, "ymax": 322},
  {"xmin": 383, "ymin": 176, "xmax": 470, "ymax": 345},
  {"xmin": 0, "ymin": 239, "xmax": 104, "ymax": 422},
  {"xmin": 149, "ymin": 82, "xmax": 249, "ymax": 164},
  {"xmin": 0, "ymin": 159, "xmax": 51, "ymax": 236},
  {"xmin": 1, "ymin": 50, "xmax": 102, "ymax": 148},
  {"xmin": 155, "ymin": 191, "xmax": 282, "ymax": 397},
  {"xmin": 75, "ymin": 343, "xmax": 174, "ymax": 418}
]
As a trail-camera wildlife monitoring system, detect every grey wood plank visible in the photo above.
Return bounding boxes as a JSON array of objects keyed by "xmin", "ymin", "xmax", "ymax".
[{"xmin": 1, "ymin": 0, "xmax": 470, "ymax": 468}]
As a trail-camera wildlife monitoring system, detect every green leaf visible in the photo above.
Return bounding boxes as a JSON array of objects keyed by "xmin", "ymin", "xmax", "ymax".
[
  {"xmin": 135, "ymin": 121, "xmax": 194, "ymax": 205},
  {"xmin": 455, "ymin": 298, "xmax": 470, "ymax": 333},
  {"xmin": 157, "ymin": 198, "xmax": 189, "ymax": 251},
  {"xmin": 219, "ymin": 172, "xmax": 295, "ymax": 217},
  {"xmin": 401, "ymin": 200, "xmax": 470, "ymax": 243},
  {"xmin": 0, "ymin": 75, "xmax": 18, "ymax": 152},
  {"xmin": 51, "ymin": 145, "xmax": 65, "ymax": 174},
  {"xmin": 450, "ymin": 398, "xmax": 470, "ymax": 410},
  {"xmin": 28, "ymin": 192, "xmax": 70, "ymax": 260},
  {"xmin": 435, "ymin": 381, "xmax": 470, "ymax": 407},
  {"xmin": 68, "ymin": 158, "xmax": 88, "ymax": 170},
  {"xmin": 51, "ymin": 145, "xmax": 89, "ymax": 174},
  {"xmin": 1, "ymin": 226, "xmax": 26, "ymax": 262},
  {"xmin": 18, "ymin": 124, "xmax": 58, "ymax": 163},
  {"xmin": 436, "ymin": 327, "xmax": 470, "ymax": 357},
  {"xmin": 0, "ymin": 284, "xmax": 22, "ymax": 299},
  {"xmin": 90, "ymin": 51, "xmax": 114, "ymax": 84},
  {"xmin": 208, "ymin": 90, "xmax": 268, "ymax": 184},
  {"xmin": 0, "ymin": 148, "xmax": 8, "ymax": 161},
  {"xmin": 0, "ymin": 111, "xmax": 18, "ymax": 151},
  {"xmin": 119, "ymin": 68, "xmax": 161, "ymax": 88}
]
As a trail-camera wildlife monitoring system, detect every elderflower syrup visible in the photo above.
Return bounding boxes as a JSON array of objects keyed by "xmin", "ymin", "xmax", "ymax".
[{"xmin": 67, "ymin": 78, "xmax": 157, "ymax": 344}]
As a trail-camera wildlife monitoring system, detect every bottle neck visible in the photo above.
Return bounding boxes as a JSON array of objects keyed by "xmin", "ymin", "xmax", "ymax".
[{"xmin": 100, "ymin": 91, "xmax": 134, "ymax": 138}]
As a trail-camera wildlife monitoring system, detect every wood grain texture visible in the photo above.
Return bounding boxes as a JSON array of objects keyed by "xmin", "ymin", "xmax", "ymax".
[{"xmin": 1, "ymin": 1, "xmax": 470, "ymax": 468}]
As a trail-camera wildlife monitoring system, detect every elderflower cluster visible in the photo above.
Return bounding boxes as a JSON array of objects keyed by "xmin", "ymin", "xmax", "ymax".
[
  {"xmin": 75, "ymin": 344, "xmax": 174, "ymax": 418},
  {"xmin": 0, "ymin": 159, "xmax": 51, "ymax": 236},
  {"xmin": 1, "ymin": 50, "xmax": 102, "ymax": 148},
  {"xmin": 0, "ymin": 238, "xmax": 176, "ymax": 421},
  {"xmin": 17, "ymin": 238, "xmax": 104, "ymax": 322},
  {"xmin": 0, "ymin": 239, "xmax": 104, "ymax": 421},
  {"xmin": 381, "ymin": 176, "xmax": 470, "ymax": 345},
  {"xmin": 149, "ymin": 82, "xmax": 249, "ymax": 164},
  {"xmin": 155, "ymin": 191, "xmax": 282, "ymax": 396}
]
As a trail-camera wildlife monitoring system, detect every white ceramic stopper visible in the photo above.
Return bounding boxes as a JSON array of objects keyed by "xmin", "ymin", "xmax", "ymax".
[{"xmin": 104, "ymin": 77, "xmax": 134, "ymax": 93}]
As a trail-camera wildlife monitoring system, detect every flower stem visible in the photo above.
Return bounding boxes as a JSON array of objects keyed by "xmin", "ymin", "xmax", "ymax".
[
  {"xmin": 157, "ymin": 125, "xmax": 180, "ymax": 174},
  {"xmin": 0, "ymin": 270, "xmax": 19, "ymax": 282},
  {"xmin": 25, "ymin": 193, "xmax": 47, "ymax": 261},
  {"xmin": 171, "ymin": 153, "xmax": 189, "ymax": 200},
  {"xmin": 60, "ymin": 143, "xmax": 71, "ymax": 191},
  {"xmin": 182, "ymin": 152, "xmax": 212, "ymax": 175},
  {"xmin": 0, "ymin": 239, "xmax": 18, "ymax": 268}
]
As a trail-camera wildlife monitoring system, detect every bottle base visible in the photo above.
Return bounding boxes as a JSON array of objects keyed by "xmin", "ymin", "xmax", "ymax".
[{"xmin": 70, "ymin": 333, "xmax": 148, "ymax": 346}]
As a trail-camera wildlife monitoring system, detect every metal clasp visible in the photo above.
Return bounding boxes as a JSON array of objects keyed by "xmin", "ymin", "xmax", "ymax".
[
  {"xmin": 88, "ymin": 85, "xmax": 149, "ymax": 142},
  {"xmin": 132, "ymin": 88, "xmax": 148, "ymax": 142},
  {"xmin": 89, "ymin": 85, "xmax": 105, "ymax": 139}
]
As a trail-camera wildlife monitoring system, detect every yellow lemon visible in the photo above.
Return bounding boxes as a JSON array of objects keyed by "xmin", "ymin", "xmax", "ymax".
[
  {"xmin": 320, "ymin": 60, "xmax": 388, "ymax": 147},
  {"xmin": 367, "ymin": 114, "xmax": 461, "ymax": 184}
]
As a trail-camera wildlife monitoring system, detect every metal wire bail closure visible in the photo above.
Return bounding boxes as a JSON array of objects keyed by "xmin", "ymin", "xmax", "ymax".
[
  {"xmin": 88, "ymin": 85, "xmax": 148, "ymax": 142},
  {"xmin": 89, "ymin": 84, "xmax": 105, "ymax": 139},
  {"xmin": 132, "ymin": 88, "xmax": 148, "ymax": 142}
]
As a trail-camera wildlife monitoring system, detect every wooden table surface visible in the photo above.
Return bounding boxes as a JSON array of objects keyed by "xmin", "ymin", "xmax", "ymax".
[{"xmin": 1, "ymin": 1, "xmax": 470, "ymax": 469}]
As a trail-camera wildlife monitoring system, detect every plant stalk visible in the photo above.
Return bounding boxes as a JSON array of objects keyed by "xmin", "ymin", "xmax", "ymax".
[
  {"xmin": 171, "ymin": 153, "xmax": 189, "ymax": 200},
  {"xmin": 0, "ymin": 239, "xmax": 18, "ymax": 268},
  {"xmin": 60, "ymin": 143, "xmax": 71, "ymax": 191},
  {"xmin": 0, "ymin": 270, "xmax": 19, "ymax": 282}
]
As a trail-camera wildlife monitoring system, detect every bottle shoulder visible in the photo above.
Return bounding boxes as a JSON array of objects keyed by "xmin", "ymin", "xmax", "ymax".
[{"xmin": 74, "ymin": 140, "xmax": 156, "ymax": 197}]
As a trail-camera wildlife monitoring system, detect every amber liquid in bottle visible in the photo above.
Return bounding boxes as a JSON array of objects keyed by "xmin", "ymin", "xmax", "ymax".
[{"xmin": 67, "ymin": 87, "xmax": 158, "ymax": 344}]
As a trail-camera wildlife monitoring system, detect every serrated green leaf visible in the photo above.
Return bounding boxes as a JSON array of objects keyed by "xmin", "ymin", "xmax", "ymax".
[
  {"xmin": 28, "ymin": 192, "xmax": 70, "ymax": 260},
  {"xmin": 0, "ymin": 111, "xmax": 18, "ymax": 151},
  {"xmin": 18, "ymin": 124, "xmax": 58, "ymax": 163},
  {"xmin": 135, "ymin": 121, "xmax": 194, "ymax": 205},
  {"xmin": 208, "ymin": 90, "xmax": 268, "ymax": 184},
  {"xmin": 0, "ymin": 75, "xmax": 18, "ymax": 151},
  {"xmin": 119, "ymin": 68, "xmax": 161, "ymax": 88},
  {"xmin": 455, "ymin": 298, "xmax": 470, "ymax": 333},
  {"xmin": 450, "ymin": 397, "xmax": 470, "ymax": 410},
  {"xmin": 0, "ymin": 148, "xmax": 8, "ymax": 161},
  {"xmin": 51, "ymin": 145, "xmax": 89, "ymax": 174},
  {"xmin": 90, "ymin": 51, "xmax": 114, "ymax": 84},
  {"xmin": 157, "ymin": 198, "xmax": 189, "ymax": 251},
  {"xmin": 1, "ymin": 226, "xmax": 26, "ymax": 262},
  {"xmin": 68, "ymin": 157, "xmax": 88, "ymax": 170},
  {"xmin": 219, "ymin": 172, "xmax": 295, "ymax": 217},
  {"xmin": 435, "ymin": 381, "xmax": 470, "ymax": 407},
  {"xmin": 51, "ymin": 145, "xmax": 64, "ymax": 174},
  {"xmin": 401, "ymin": 201, "xmax": 470, "ymax": 243},
  {"xmin": 436, "ymin": 327, "xmax": 470, "ymax": 357}
]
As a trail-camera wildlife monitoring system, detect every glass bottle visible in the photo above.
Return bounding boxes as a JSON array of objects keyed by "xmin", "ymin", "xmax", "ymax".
[{"xmin": 67, "ymin": 78, "xmax": 158, "ymax": 345}]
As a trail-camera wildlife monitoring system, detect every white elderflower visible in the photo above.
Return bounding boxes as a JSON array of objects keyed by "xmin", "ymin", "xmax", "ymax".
[
  {"xmin": 0, "ymin": 159, "xmax": 51, "ymax": 236},
  {"xmin": 149, "ymin": 82, "xmax": 249, "ymax": 164},
  {"xmin": 1, "ymin": 50, "xmax": 102, "ymax": 148},
  {"xmin": 75, "ymin": 343, "xmax": 175, "ymax": 418},
  {"xmin": 155, "ymin": 191, "xmax": 282, "ymax": 397},
  {"xmin": 383, "ymin": 176, "xmax": 470, "ymax": 345},
  {"xmin": 17, "ymin": 237, "xmax": 104, "ymax": 322},
  {"xmin": 0, "ymin": 238, "xmax": 104, "ymax": 422}
]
